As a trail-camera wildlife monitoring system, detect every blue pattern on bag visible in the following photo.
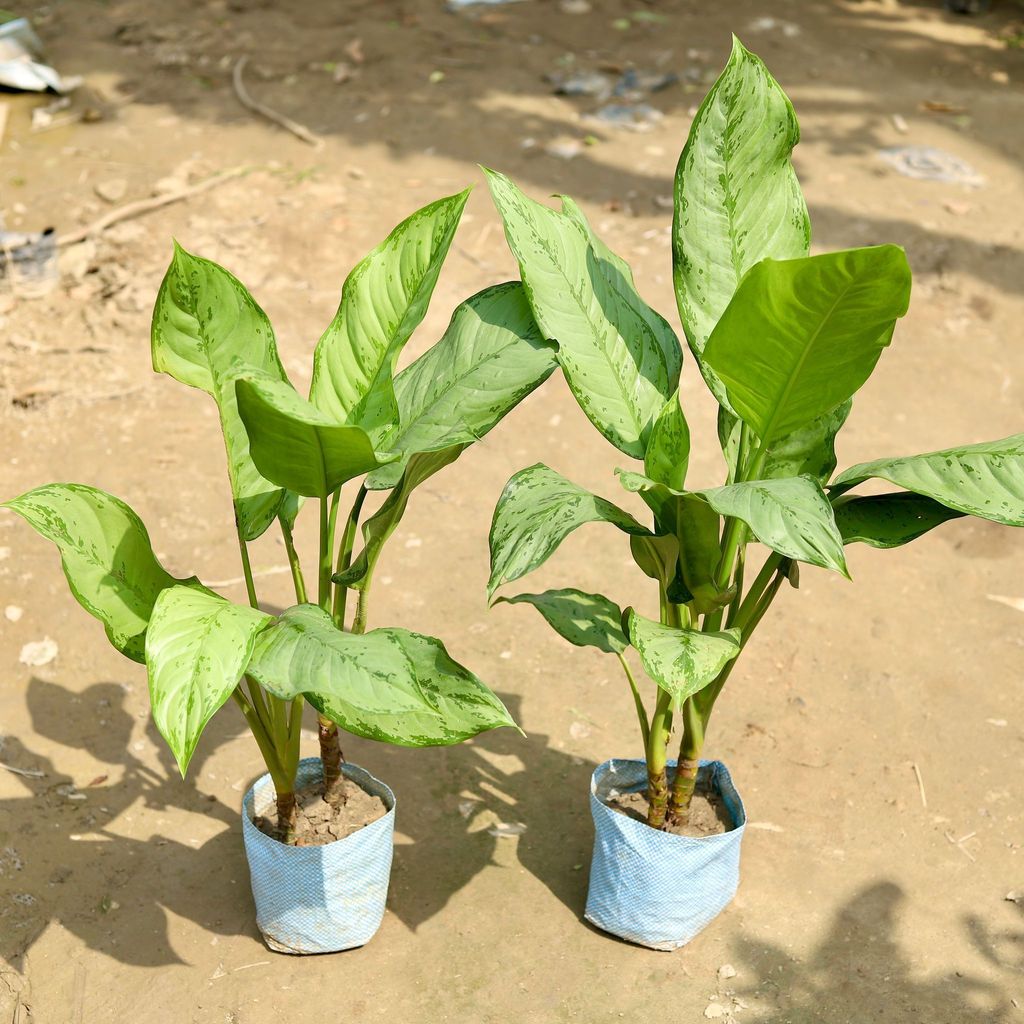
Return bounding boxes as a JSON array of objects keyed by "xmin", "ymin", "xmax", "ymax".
[
  {"xmin": 584, "ymin": 758, "xmax": 746, "ymax": 950},
  {"xmin": 241, "ymin": 757, "xmax": 395, "ymax": 954}
]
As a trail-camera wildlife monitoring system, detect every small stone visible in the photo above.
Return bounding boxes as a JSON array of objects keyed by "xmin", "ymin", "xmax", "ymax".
[
  {"xmin": 19, "ymin": 637, "xmax": 58, "ymax": 667},
  {"xmin": 704, "ymin": 1004, "xmax": 726, "ymax": 1019},
  {"xmin": 94, "ymin": 179, "xmax": 128, "ymax": 203},
  {"xmin": 5, "ymin": 605, "xmax": 23, "ymax": 622},
  {"xmin": 718, "ymin": 963, "xmax": 737, "ymax": 980},
  {"xmin": 1006, "ymin": 890, "xmax": 1023, "ymax": 904},
  {"xmin": 569, "ymin": 720, "xmax": 591, "ymax": 740}
]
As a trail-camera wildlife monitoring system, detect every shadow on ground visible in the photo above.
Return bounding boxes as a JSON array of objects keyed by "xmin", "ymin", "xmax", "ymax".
[{"xmin": 735, "ymin": 881, "xmax": 1019, "ymax": 1023}]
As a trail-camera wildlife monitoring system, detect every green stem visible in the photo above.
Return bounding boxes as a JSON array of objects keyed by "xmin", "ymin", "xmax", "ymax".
[
  {"xmin": 234, "ymin": 522, "xmax": 259, "ymax": 611},
  {"xmin": 285, "ymin": 695, "xmax": 304, "ymax": 780},
  {"xmin": 352, "ymin": 584, "xmax": 370, "ymax": 634},
  {"xmin": 617, "ymin": 652, "xmax": 650, "ymax": 748},
  {"xmin": 333, "ymin": 485, "xmax": 367, "ymax": 628},
  {"xmin": 667, "ymin": 696, "xmax": 705, "ymax": 826},
  {"xmin": 232, "ymin": 687, "xmax": 288, "ymax": 789},
  {"xmin": 318, "ymin": 495, "xmax": 332, "ymax": 611},
  {"xmin": 279, "ymin": 514, "xmax": 307, "ymax": 605},
  {"xmin": 646, "ymin": 689, "xmax": 673, "ymax": 829}
]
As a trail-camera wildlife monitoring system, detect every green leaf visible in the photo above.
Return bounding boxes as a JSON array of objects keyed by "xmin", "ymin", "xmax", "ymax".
[
  {"xmin": 152, "ymin": 243, "xmax": 287, "ymax": 540},
  {"xmin": 235, "ymin": 374, "xmax": 397, "ymax": 498},
  {"xmin": 833, "ymin": 492, "xmax": 965, "ymax": 549},
  {"xmin": 248, "ymin": 605, "xmax": 515, "ymax": 746},
  {"xmin": 703, "ymin": 247, "xmax": 911, "ymax": 446},
  {"xmin": 627, "ymin": 610, "xmax": 740, "ymax": 704},
  {"xmin": 558, "ymin": 195, "xmax": 682, "ymax": 387},
  {"xmin": 145, "ymin": 586, "xmax": 269, "ymax": 776},
  {"xmin": 487, "ymin": 463, "xmax": 649, "ymax": 598},
  {"xmin": 644, "ymin": 390, "xmax": 690, "ymax": 491},
  {"xmin": 366, "ymin": 281, "xmax": 557, "ymax": 490},
  {"xmin": 336, "ymin": 447, "xmax": 466, "ymax": 590},
  {"xmin": 719, "ymin": 401, "xmax": 852, "ymax": 484},
  {"xmin": 832, "ymin": 434, "xmax": 1024, "ymax": 527},
  {"xmin": 672, "ymin": 36, "xmax": 809, "ymax": 406},
  {"xmin": 700, "ymin": 476, "xmax": 848, "ymax": 575},
  {"xmin": 494, "ymin": 589, "xmax": 627, "ymax": 653},
  {"xmin": 485, "ymin": 168, "xmax": 679, "ymax": 458},
  {"xmin": 3, "ymin": 484, "xmax": 189, "ymax": 662},
  {"xmin": 615, "ymin": 471, "xmax": 731, "ymax": 613},
  {"xmin": 309, "ymin": 190, "xmax": 470, "ymax": 433}
]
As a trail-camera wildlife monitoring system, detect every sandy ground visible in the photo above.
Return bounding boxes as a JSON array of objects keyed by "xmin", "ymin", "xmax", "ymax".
[{"xmin": 1, "ymin": 1, "xmax": 1023, "ymax": 1020}]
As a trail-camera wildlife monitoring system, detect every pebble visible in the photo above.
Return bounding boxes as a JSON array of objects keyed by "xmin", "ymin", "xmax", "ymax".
[
  {"xmin": 19, "ymin": 637, "xmax": 58, "ymax": 667},
  {"xmin": 704, "ymin": 1004, "xmax": 726, "ymax": 1019},
  {"xmin": 94, "ymin": 179, "xmax": 128, "ymax": 203},
  {"xmin": 718, "ymin": 963, "xmax": 737, "ymax": 980},
  {"xmin": 5, "ymin": 605, "xmax": 23, "ymax": 622}
]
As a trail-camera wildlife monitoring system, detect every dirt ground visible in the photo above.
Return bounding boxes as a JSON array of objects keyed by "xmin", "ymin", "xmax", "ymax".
[{"xmin": 1, "ymin": 0, "xmax": 1023, "ymax": 1020}]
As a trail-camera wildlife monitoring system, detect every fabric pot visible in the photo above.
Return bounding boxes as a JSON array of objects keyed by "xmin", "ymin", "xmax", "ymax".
[
  {"xmin": 241, "ymin": 757, "xmax": 396, "ymax": 954},
  {"xmin": 585, "ymin": 757, "xmax": 746, "ymax": 951}
]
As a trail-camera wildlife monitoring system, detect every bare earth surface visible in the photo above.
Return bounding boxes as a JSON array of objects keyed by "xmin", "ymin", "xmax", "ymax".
[
  {"xmin": 1, "ymin": 1, "xmax": 1023, "ymax": 1021},
  {"xmin": 607, "ymin": 788, "xmax": 734, "ymax": 838},
  {"xmin": 252, "ymin": 778, "xmax": 387, "ymax": 847}
]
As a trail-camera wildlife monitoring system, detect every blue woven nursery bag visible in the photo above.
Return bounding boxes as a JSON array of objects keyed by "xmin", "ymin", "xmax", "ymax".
[
  {"xmin": 585, "ymin": 758, "xmax": 746, "ymax": 950},
  {"xmin": 242, "ymin": 757, "xmax": 396, "ymax": 954}
]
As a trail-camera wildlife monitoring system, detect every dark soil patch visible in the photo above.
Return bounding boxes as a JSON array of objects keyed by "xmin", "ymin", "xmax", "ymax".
[
  {"xmin": 254, "ymin": 777, "xmax": 387, "ymax": 847},
  {"xmin": 605, "ymin": 785, "xmax": 735, "ymax": 838}
]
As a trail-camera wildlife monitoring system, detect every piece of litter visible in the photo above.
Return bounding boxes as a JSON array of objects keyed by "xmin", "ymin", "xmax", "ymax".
[
  {"xmin": 11, "ymin": 892, "xmax": 35, "ymax": 905},
  {"xmin": 19, "ymin": 637, "xmax": 58, "ymax": 667},
  {"xmin": 457, "ymin": 800, "xmax": 478, "ymax": 819},
  {"xmin": 1005, "ymin": 890, "xmax": 1023, "ymax": 904},
  {"xmin": 718, "ymin": 963, "xmax": 737, "ymax": 981},
  {"xmin": 5, "ymin": 605, "xmax": 23, "ymax": 622},
  {"xmin": 704, "ymin": 1003, "xmax": 726, "ymax": 1020},
  {"xmin": 877, "ymin": 146, "xmax": 983, "ymax": 186},
  {"xmin": 986, "ymin": 718, "xmax": 1007, "ymax": 727},
  {"xmin": 910, "ymin": 762, "xmax": 928, "ymax": 808},
  {"xmin": 891, "ymin": 113, "xmax": 909, "ymax": 134},
  {"xmin": 987, "ymin": 594, "xmax": 1024, "ymax": 613},
  {"xmin": 0, "ymin": 761, "xmax": 45, "ymax": 779},
  {"xmin": 0, "ymin": 18, "xmax": 82, "ymax": 93},
  {"xmin": 487, "ymin": 822, "xmax": 527, "ymax": 838},
  {"xmin": 590, "ymin": 103, "xmax": 663, "ymax": 131},
  {"xmin": 747, "ymin": 821, "xmax": 784, "ymax": 833}
]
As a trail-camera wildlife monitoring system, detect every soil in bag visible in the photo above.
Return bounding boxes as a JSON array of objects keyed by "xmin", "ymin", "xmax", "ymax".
[
  {"xmin": 253, "ymin": 777, "xmax": 388, "ymax": 846},
  {"xmin": 605, "ymin": 782, "xmax": 736, "ymax": 838}
]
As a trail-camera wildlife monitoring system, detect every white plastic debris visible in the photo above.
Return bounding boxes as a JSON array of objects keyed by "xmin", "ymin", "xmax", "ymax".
[
  {"xmin": 4, "ymin": 605, "xmax": 22, "ymax": 622},
  {"xmin": 0, "ymin": 18, "xmax": 81, "ymax": 93},
  {"xmin": 19, "ymin": 637, "xmax": 58, "ymax": 667},
  {"xmin": 878, "ymin": 146, "xmax": 984, "ymax": 186},
  {"xmin": 487, "ymin": 821, "xmax": 527, "ymax": 838}
]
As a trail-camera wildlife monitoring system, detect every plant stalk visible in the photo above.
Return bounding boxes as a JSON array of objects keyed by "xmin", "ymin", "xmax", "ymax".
[
  {"xmin": 333, "ymin": 484, "xmax": 367, "ymax": 628},
  {"xmin": 318, "ymin": 715, "xmax": 347, "ymax": 807},
  {"xmin": 279, "ymin": 514, "xmax": 307, "ymax": 604},
  {"xmin": 645, "ymin": 689, "xmax": 673, "ymax": 829},
  {"xmin": 617, "ymin": 651, "xmax": 650, "ymax": 748},
  {"xmin": 667, "ymin": 696, "xmax": 705, "ymax": 826}
]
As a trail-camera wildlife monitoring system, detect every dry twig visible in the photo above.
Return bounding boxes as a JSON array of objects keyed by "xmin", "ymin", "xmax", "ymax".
[
  {"xmin": 58, "ymin": 168, "xmax": 247, "ymax": 248},
  {"xmin": 910, "ymin": 761, "xmax": 927, "ymax": 808},
  {"xmin": 232, "ymin": 56, "xmax": 323, "ymax": 148}
]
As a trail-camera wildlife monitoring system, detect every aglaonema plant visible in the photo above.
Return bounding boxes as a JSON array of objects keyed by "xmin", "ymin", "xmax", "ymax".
[
  {"xmin": 6, "ymin": 189, "xmax": 556, "ymax": 843},
  {"xmin": 484, "ymin": 38, "xmax": 1024, "ymax": 832}
]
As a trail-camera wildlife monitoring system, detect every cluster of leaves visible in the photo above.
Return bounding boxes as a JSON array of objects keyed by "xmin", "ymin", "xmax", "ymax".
[
  {"xmin": 6, "ymin": 191, "xmax": 558, "ymax": 784},
  {"xmin": 484, "ymin": 38, "xmax": 1024, "ymax": 821}
]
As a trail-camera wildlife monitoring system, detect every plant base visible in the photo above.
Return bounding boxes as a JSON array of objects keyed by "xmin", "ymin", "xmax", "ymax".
[
  {"xmin": 585, "ymin": 758, "xmax": 746, "ymax": 950},
  {"xmin": 241, "ymin": 757, "xmax": 396, "ymax": 954}
]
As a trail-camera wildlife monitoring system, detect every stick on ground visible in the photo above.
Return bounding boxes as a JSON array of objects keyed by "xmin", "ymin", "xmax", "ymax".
[{"xmin": 232, "ymin": 55, "xmax": 323, "ymax": 148}]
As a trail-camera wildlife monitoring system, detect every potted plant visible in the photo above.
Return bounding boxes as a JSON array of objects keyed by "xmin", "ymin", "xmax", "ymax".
[
  {"xmin": 484, "ymin": 38, "xmax": 1024, "ymax": 950},
  {"xmin": 5, "ymin": 189, "xmax": 556, "ymax": 953}
]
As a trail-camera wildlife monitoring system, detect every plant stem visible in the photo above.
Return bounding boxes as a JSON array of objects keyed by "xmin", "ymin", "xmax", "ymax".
[
  {"xmin": 352, "ymin": 586, "xmax": 370, "ymax": 635},
  {"xmin": 234, "ymin": 523, "xmax": 260, "ymax": 611},
  {"xmin": 667, "ymin": 696, "xmax": 705, "ymax": 826},
  {"xmin": 332, "ymin": 485, "xmax": 367, "ymax": 628},
  {"xmin": 645, "ymin": 689, "xmax": 673, "ymax": 829},
  {"xmin": 285, "ymin": 695, "xmax": 303, "ymax": 780},
  {"xmin": 318, "ymin": 495, "xmax": 332, "ymax": 610},
  {"xmin": 275, "ymin": 790, "xmax": 298, "ymax": 845},
  {"xmin": 231, "ymin": 687, "xmax": 287, "ymax": 788},
  {"xmin": 617, "ymin": 651, "xmax": 650, "ymax": 748},
  {"xmin": 278, "ymin": 514, "xmax": 307, "ymax": 604},
  {"xmin": 318, "ymin": 716, "xmax": 346, "ymax": 806}
]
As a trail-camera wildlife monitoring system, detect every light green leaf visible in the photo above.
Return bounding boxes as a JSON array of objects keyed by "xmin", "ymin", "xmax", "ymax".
[
  {"xmin": 833, "ymin": 492, "xmax": 965, "ymax": 548},
  {"xmin": 336, "ymin": 447, "xmax": 466, "ymax": 591},
  {"xmin": 146, "ymin": 586, "xmax": 269, "ymax": 776},
  {"xmin": 487, "ymin": 463, "xmax": 649, "ymax": 598},
  {"xmin": 700, "ymin": 476, "xmax": 848, "ymax": 575},
  {"xmin": 309, "ymin": 190, "xmax": 470, "ymax": 433},
  {"xmin": 485, "ymin": 168, "xmax": 679, "ymax": 458},
  {"xmin": 152, "ymin": 243, "xmax": 287, "ymax": 540},
  {"xmin": 248, "ymin": 605, "xmax": 515, "ymax": 746},
  {"xmin": 627, "ymin": 610, "xmax": 741, "ymax": 704},
  {"xmin": 3, "ymin": 484, "xmax": 190, "ymax": 662},
  {"xmin": 644, "ymin": 390, "xmax": 690, "ymax": 491},
  {"xmin": 235, "ymin": 374, "xmax": 396, "ymax": 498},
  {"xmin": 494, "ymin": 589, "xmax": 627, "ymax": 653},
  {"xmin": 366, "ymin": 281, "xmax": 557, "ymax": 490},
  {"xmin": 719, "ymin": 401, "xmax": 852, "ymax": 484},
  {"xmin": 672, "ymin": 36, "xmax": 809, "ymax": 406},
  {"xmin": 832, "ymin": 434, "xmax": 1024, "ymax": 527},
  {"xmin": 703, "ymin": 247, "xmax": 911, "ymax": 446}
]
